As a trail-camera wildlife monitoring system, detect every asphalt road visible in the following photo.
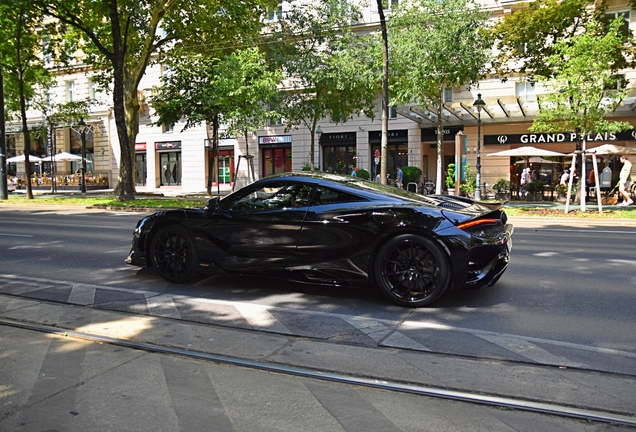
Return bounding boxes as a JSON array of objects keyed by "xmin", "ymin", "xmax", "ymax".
[
  {"xmin": 0, "ymin": 207, "xmax": 634, "ymax": 370},
  {"xmin": 1, "ymin": 205, "xmax": 635, "ymax": 429}
]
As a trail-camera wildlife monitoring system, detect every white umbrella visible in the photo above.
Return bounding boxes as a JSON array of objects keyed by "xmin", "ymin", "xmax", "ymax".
[
  {"xmin": 39, "ymin": 152, "xmax": 84, "ymax": 162},
  {"xmin": 487, "ymin": 146, "xmax": 566, "ymax": 158},
  {"xmin": 6, "ymin": 154, "xmax": 42, "ymax": 163},
  {"xmin": 580, "ymin": 144, "xmax": 636, "ymax": 156},
  {"xmin": 513, "ymin": 156, "xmax": 560, "ymax": 165}
]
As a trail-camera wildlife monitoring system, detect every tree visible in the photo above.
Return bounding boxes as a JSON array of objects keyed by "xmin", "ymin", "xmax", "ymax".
[
  {"xmin": 389, "ymin": 0, "xmax": 492, "ymax": 193},
  {"xmin": 0, "ymin": 0, "xmax": 53, "ymax": 200},
  {"xmin": 376, "ymin": 0, "xmax": 390, "ymax": 185},
  {"xmin": 38, "ymin": 0, "xmax": 275, "ymax": 201},
  {"xmin": 529, "ymin": 18, "xmax": 633, "ymax": 212},
  {"xmin": 149, "ymin": 48, "xmax": 281, "ymax": 194},
  {"xmin": 267, "ymin": 0, "xmax": 380, "ymax": 170},
  {"xmin": 490, "ymin": 0, "xmax": 635, "ymax": 80}
]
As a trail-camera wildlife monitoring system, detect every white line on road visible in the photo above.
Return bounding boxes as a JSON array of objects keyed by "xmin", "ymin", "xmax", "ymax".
[{"xmin": 0, "ymin": 233, "xmax": 33, "ymax": 237}]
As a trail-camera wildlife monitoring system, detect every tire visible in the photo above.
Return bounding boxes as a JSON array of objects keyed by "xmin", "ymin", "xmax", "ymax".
[
  {"xmin": 374, "ymin": 234, "xmax": 451, "ymax": 307},
  {"xmin": 150, "ymin": 225, "xmax": 199, "ymax": 283}
]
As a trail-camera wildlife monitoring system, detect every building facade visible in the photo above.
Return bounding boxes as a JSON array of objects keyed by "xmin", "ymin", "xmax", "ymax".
[{"xmin": 7, "ymin": 0, "xmax": 636, "ymax": 195}]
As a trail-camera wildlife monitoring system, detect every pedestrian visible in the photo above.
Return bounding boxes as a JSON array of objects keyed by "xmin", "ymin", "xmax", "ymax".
[
  {"xmin": 618, "ymin": 155, "xmax": 633, "ymax": 206},
  {"xmin": 351, "ymin": 166, "xmax": 357, "ymax": 176},
  {"xmin": 395, "ymin": 165, "xmax": 403, "ymax": 188},
  {"xmin": 520, "ymin": 167, "xmax": 530, "ymax": 197}
]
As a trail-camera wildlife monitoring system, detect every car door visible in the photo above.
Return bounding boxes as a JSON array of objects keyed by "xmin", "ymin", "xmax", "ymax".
[
  {"xmin": 196, "ymin": 181, "xmax": 314, "ymax": 272},
  {"xmin": 287, "ymin": 184, "xmax": 383, "ymax": 281}
]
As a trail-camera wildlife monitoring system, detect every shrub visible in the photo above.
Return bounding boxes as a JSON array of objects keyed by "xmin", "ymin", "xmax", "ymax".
[
  {"xmin": 445, "ymin": 164, "xmax": 456, "ymax": 188},
  {"xmin": 459, "ymin": 163, "xmax": 476, "ymax": 195},
  {"xmin": 357, "ymin": 168, "xmax": 370, "ymax": 180},
  {"xmin": 527, "ymin": 180, "xmax": 546, "ymax": 193},
  {"xmin": 401, "ymin": 166, "xmax": 422, "ymax": 184},
  {"xmin": 493, "ymin": 178, "xmax": 512, "ymax": 193}
]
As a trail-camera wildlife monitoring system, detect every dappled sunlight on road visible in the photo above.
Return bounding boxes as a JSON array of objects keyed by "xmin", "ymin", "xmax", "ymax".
[{"xmin": 76, "ymin": 316, "xmax": 155, "ymax": 339}]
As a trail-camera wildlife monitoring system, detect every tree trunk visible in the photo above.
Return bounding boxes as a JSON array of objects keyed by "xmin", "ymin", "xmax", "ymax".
[{"xmin": 376, "ymin": 0, "xmax": 389, "ymax": 185}]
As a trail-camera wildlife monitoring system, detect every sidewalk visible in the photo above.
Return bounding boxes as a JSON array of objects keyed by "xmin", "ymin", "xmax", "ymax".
[{"xmin": 1, "ymin": 294, "xmax": 635, "ymax": 430}]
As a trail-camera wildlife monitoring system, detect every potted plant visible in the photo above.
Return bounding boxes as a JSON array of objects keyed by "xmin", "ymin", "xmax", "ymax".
[
  {"xmin": 356, "ymin": 168, "xmax": 370, "ymax": 180},
  {"xmin": 493, "ymin": 178, "xmax": 512, "ymax": 201},
  {"xmin": 445, "ymin": 163, "xmax": 456, "ymax": 195},
  {"xmin": 526, "ymin": 180, "xmax": 546, "ymax": 201},
  {"xmin": 459, "ymin": 163, "xmax": 477, "ymax": 197}
]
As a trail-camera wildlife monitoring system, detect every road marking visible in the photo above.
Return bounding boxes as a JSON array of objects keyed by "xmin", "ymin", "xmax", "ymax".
[
  {"xmin": 473, "ymin": 333, "xmax": 589, "ymax": 368},
  {"xmin": 0, "ymin": 233, "xmax": 33, "ymax": 237},
  {"xmin": 145, "ymin": 294, "xmax": 182, "ymax": 319},
  {"xmin": 1, "ymin": 274, "xmax": 635, "ymax": 363},
  {"xmin": 234, "ymin": 303, "xmax": 293, "ymax": 335},
  {"xmin": 343, "ymin": 317, "xmax": 431, "ymax": 351},
  {"xmin": 67, "ymin": 285, "xmax": 96, "ymax": 306}
]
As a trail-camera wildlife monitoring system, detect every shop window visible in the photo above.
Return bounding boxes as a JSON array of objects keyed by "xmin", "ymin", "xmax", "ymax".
[{"xmin": 515, "ymin": 80, "xmax": 535, "ymax": 102}]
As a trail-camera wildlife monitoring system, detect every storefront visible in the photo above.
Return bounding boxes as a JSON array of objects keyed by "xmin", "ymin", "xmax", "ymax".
[
  {"xmin": 156, "ymin": 141, "xmax": 181, "ymax": 186},
  {"xmin": 369, "ymin": 130, "xmax": 408, "ymax": 181},
  {"xmin": 134, "ymin": 143, "xmax": 147, "ymax": 186},
  {"xmin": 259, "ymin": 135, "xmax": 292, "ymax": 178},
  {"xmin": 320, "ymin": 132, "xmax": 356, "ymax": 174},
  {"xmin": 421, "ymin": 126, "xmax": 464, "ymax": 180},
  {"xmin": 484, "ymin": 129, "xmax": 636, "ymax": 187}
]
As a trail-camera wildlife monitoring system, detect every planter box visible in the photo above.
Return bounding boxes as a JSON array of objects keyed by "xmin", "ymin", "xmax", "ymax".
[
  {"xmin": 526, "ymin": 192, "xmax": 543, "ymax": 201},
  {"xmin": 495, "ymin": 192, "xmax": 511, "ymax": 201}
]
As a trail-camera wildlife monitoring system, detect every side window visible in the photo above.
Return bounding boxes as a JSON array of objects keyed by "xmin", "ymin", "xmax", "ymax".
[
  {"xmin": 223, "ymin": 183, "xmax": 314, "ymax": 213},
  {"xmin": 309, "ymin": 186, "xmax": 366, "ymax": 206}
]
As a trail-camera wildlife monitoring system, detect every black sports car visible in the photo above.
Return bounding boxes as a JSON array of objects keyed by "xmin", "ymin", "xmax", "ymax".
[{"xmin": 126, "ymin": 172, "xmax": 513, "ymax": 307}]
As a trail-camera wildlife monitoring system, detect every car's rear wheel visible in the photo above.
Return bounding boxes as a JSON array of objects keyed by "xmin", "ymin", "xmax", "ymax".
[
  {"xmin": 374, "ymin": 234, "xmax": 451, "ymax": 307},
  {"xmin": 150, "ymin": 225, "xmax": 199, "ymax": 282}
]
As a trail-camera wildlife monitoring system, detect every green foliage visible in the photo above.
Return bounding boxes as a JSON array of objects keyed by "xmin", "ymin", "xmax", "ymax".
[
  {"xmin": 266, "ymin": 0, "xmax": 380, "ymax": 169},
  {"xmin": 150, "ymin": 48, "xmax": 281, "ymax": 135},
  {"xmin": 490, "ymin": 0, "xmax": 635, "ymax": 80},
  {"xmin": 401, "ymin": 166, "xmax": 422, "ymax": 184},
  {"xmin": 527, "ymin": 180, "xmax": 547, "ymax": 194},
  {"xmin": 530, "ymin": 19, "xmax": 632, "ymax": 136},
  {"xmin": 356, "ymin": 169, "xmax": 370, "ymax": 180},
  {"xmin": 493, "ymin": 179, "xmax": 512, "ymax": 193},
  {"xmin": 445, "ymin": 164, "xmax": 456, "ymax": 188},
  {"xmin": 388, "ymin": 0, "xmax": 492, "ymax": 188},
  {"xmin": 459, "ymin": 163, "xmax": 476, "ymax": 195}
]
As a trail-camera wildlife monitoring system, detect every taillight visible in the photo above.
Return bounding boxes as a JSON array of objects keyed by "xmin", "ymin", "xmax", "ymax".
[{"xmin": 456, "ymin": 218, "xmax": 499, "ymax": 230}]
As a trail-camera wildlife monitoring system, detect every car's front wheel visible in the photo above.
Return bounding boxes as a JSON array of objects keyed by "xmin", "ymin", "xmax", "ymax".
[
  {"xmin": 374, "ymin": 234, "xmax": 451, "ymax": 307},
  {"xmin": 150, "ymin": 225, "xmax": 199, "ymax": 283}
]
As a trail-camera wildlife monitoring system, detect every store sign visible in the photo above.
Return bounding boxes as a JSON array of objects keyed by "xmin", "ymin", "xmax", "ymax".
[
  {"xmin": 258, "ymin": 135, "xmax": 292, "ymax": 144},
  {"xmin": 135, "ymin": 143, "xmax": 147, "ymax": 151},
  {"xmin": 155, "ymin": 141, "xmax": 181, "ymax": 150},
  {"xmin": 485, "ymin": 130, "xmax": 636, "ymax": 145},
  {"xmin": 421, "ymin": 126, "xmax": 464, "ymax": 142},
  {"xmin": 368, "ymin": 130, "xmax": 408, "ymax": 143}
]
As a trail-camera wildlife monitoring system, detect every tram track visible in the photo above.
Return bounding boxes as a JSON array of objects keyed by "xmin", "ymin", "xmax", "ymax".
[{"xmin": 1, "ymin": 317, "xmax": 635, "ymax": 428}]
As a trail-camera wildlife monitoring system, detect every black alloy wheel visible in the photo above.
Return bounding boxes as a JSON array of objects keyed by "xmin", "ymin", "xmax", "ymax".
[
  {"xmin": 374, "ymin": 234, "xmax": 451, "ymax": 307},
  {"xmin": 150, "ymin": 225, "xmax": 199, "ymax": 283}
]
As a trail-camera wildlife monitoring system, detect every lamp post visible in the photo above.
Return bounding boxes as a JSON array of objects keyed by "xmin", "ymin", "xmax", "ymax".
[
  {"xmin": 77, "ymin": 118, "xmax": 87, "ymax": 193},
  {"xmin": 473, "ymin": 94, "xmax": 486, "ymax": 201},
  {"xmin": 316, "ymin": 125, "xmax": 323, "ymax": 171}
]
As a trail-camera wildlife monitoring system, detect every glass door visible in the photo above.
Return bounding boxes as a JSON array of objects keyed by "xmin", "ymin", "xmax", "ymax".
[
  {"xmin": 160, "ymin": 152, "xmax": 181, "ymax": 186},
  {"xmin": 135, "ymin": 153, "xmax": 147, "ymax": 186}
]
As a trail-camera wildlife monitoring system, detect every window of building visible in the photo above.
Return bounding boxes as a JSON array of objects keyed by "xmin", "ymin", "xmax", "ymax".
[
  {"xmin": 515, "ymin": 80, "xmax": 535, "ymax": 102},
  {"xmin": 443, "ymin": 88, "xmax": 453, "ymax": 103},
  {"xmin": 605, "ymin": 10, "xmax": 630, "ymax": 34},
  {"xmin": 89, "ymin": 79, "xmax": 99, "ymax": 102},
  {"xmin": 164, "ymin": 123, "xmax": 174, "ymax": 133},
  {"xmin": 66, "ymin": 81, "xmax": 75, "ymax": 102},
  {"xmin": 267, "ymin": 0, "xmax": 284, "ymax": 20},
  {"xmin": 269, "ymin": 115, "xmax": 282, "ymax": 126},
  {"xmin": 388, "ymin": 106, "xmax": 397, "ymax": 119}
]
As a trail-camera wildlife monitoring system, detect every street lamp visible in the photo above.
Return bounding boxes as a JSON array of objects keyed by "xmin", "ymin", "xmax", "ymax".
[
  {"xmin": 77, "ymin": 118, "xmax": 88, "ymax": 193},
  {"xmin": 473, "ymin": 93, "xmax": 486, "ymax": 201},
  {"xmin": 316, "ymin": 125, "xmax": 323, "ymax": 171}
]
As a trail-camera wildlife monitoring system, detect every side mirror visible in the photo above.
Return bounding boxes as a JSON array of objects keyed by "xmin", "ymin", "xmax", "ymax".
[{"xmin": 204, "ymin": 197, "xmax": 220, "ymax": 215}]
